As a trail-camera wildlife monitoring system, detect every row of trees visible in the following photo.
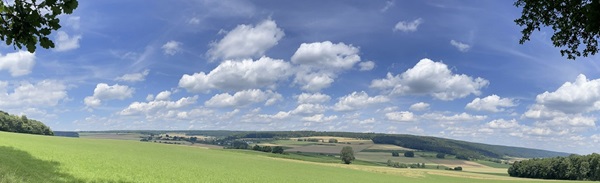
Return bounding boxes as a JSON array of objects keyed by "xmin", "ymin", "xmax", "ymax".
[
  {"xmin": 508, "ymin": 154, "xmax": 600, "ymax": 180},
  {"xmin": 386, "ymin": 160, "xmax": 426, "ymax": 168},
  {"xmin": 0, "ymin": 111, "xmax": 53, "ymax": 135},
  {"xmin": 391, "ymin": 151, "xmax": 415, "ymax": 157},
  {"xmin": 252, "ymin": 145, "xmax": 284, "ymax": 154}
]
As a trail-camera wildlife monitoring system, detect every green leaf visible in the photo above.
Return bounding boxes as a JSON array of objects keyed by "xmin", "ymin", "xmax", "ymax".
[
  {"xmin": 40, "ymin": 28, "xmax": 51, "ymax": 35},
  {"xmin": 26, "ymin": 42, "xmax": 35, "ymax": 53}
]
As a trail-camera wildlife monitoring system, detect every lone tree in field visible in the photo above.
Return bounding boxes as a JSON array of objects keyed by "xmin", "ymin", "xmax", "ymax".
[
  {"xmin": 404, "ymin": 151, "xmax": 414, "ymax": 157},
  {"xmin": 515, "ymin": 0, "xmax": 600, "ymax": 60},
  {"xmin": 0, "ymin": 0, "xmax": 79, "ymax": 53},
  {"xmin": 340, "ymin": 146, "xmax": 355, "ymax": 164}
]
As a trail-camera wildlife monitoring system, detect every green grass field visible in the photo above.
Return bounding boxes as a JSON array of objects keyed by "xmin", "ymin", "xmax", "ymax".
[
  {"xmin": 475, "ymin": 160, "xmax": 513, "ymax": 168},
  {"xmin": 0, "ymin": 131, "xmax": 590, "ymax": 183}
]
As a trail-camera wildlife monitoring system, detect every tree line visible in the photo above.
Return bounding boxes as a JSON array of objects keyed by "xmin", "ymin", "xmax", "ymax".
[
  {"xmin": 0, "ymin": 110, "xmax": 53, "ymax": 135},
  {"xmin": 508, "ymin": 154, "xmax": 600, "ymax": 180}
]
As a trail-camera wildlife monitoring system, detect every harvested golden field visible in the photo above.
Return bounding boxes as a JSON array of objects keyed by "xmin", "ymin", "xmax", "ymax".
[{"xmin": 286, "ymin": 143, "xmax": 372, "ymax": 154}]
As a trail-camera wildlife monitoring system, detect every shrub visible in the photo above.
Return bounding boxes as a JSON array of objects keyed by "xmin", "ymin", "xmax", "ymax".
[
  {"xmin": 272, "ymin": 146, "xmax": 284, "ymax": 154},
  {"xmin": 391, "ymin": 152, "xmax": 399, "ymax": 157},
  {"xmin": 261, "ymin": 146, "xmax": 272, "ymax": 152},
  {"xmin": 436, "ymin": 153, "xmax": 445, "ymax": 159},
  {"xmin": 455, "ymin": 154, "xmax": 469, "ymax": 160},
  {"xmin": 404, "ymin": 151, "xmax": 414, "ymax": 157}
]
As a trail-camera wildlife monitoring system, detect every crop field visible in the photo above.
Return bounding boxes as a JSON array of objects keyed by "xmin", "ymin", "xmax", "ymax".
[
  {"xmin": 475, "ymin": 160, "xmax": 512, "ymax": 168},
  {"xmin": 366, "ymin": 144, "xmax": 416, "ymax": 151},
  {"xmin": 0, "ymin": 131, "xmax": 591, "ymax": 183},
  {"xmin": 78, "ymin": 132, "xmax": 143, "ymax": 141},
  {"xmin": 270, "ymin": 139, "xmax": 318, "ymax": 146},
  {"xmin": 285, "ymin": 143, "xmax": 372, "ymax": 154},
  {"xmin": 427, "ymin": 158, "xmax": 489, "ymax": 169},
  {"xmin": 293, "ymin": 136, "xmax": 373, "ymax": 144},
  {"xmin": 355, "ymin": 152, "xmax": 434, "ymax": 163}
]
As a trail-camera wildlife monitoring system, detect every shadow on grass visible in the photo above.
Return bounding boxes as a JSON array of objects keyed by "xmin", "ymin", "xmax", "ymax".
[{"xmin": 0, "ymin": 146, "xmax": 131, "ymax": 183}]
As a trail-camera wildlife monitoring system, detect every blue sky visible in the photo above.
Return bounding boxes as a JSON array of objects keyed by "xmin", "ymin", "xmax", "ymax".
[{"xmin": 1, "ymin": 0, "xmax": 599, "ymax": 154}]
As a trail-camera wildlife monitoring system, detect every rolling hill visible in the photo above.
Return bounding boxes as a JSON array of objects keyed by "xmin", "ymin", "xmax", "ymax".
[
  {"xmin": 371, "ymin": 134, "xmax": 570, "ymax": 159},
  {"xmin": 0, "ymin": 131, "xmax": 583, "ymax": 183}
]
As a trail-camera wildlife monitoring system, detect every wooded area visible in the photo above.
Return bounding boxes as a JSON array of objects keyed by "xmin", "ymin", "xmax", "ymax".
[
  {"xmin": 0, "ymin": 110, "xmax": 53, "ymax": 135},
  {"xmin": 371, "ymin": 135, "xmax": 569, "ymax": 159},
  {"xmin": 509, "ymin": 154, "xmax": 600, "ymax": 180}
]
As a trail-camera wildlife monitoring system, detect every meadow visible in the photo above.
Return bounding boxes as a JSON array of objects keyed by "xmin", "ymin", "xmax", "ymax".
[{"xmin": 0, "ymin": 131, "xmax": 590, "ymax": 183}]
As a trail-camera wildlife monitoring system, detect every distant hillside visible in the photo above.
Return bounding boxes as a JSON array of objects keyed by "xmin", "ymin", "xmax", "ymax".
[
  {"xmin": 54, "ymin": 131, "xmax": 79, "ymax": 137},
  {"xmin": 0, "ymin": 110, "xmax": 53, "ymax": 136},
  {"xmin": 372, "ymin": 134, "xmax": 570, "ymax": 159},
  {"xmin": 82, "ymin": 130, "xmax": 571, "ymax": 159},
  {"xmin": 222, "ymin": 131, "xmax": 570, "ymax": 159}
]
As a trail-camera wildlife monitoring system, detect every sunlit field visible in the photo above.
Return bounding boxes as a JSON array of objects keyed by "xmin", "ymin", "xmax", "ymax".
[{"xmin": 0, "ymin": 131, "xmax": 590, "ymax": 183}]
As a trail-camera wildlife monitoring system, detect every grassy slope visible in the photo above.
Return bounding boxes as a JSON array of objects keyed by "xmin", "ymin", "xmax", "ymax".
[{"xmin": 0, "ymin": 131, "xmax": 586, "ymax": 183}]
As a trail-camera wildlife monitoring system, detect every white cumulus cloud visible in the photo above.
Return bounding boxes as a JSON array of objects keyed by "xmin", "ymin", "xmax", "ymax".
[
  {"xmin": 291, "ymin": 41, "xmax": 362, "ymax": 91},
  {"xmin": 54, "ymin": 31, "xmax": 82, "ymax": 52},
  {"xmin": 179, "ymin": 57, "xmax": 292, "ymax": 93},
  {"xmin": 0, "ymin": 50, "xmax": 35, "ymax": 77},
  {"xmin": 204, "ymin": 89, "xmax": 282, "ymax": 108},
  {"xmin": 358, "ymin": 61, "xmax": 375, "ymax": 71},
  {"xmin": 155, "ymin": 91, "xmax": 171, "ymax": 101},
  {"xmin": 370, "ymin": 58, "xmax": 488, "ymax": 101},
  {"xmin": 386, "ymin": 111, "xmax": 415, "ymax": 122},
  {"xmin": 409, "ymin": 102, "xmax": 430, "ymax": 111},
  {"xmin": 521, "ymin": 74, "xmax": 600, "ymax": 135},
  {"xmin": 120, "ymin": 94, "xmax": 198, "ymax": 116},
  {"xmin": 422, "ymin": 112, "xmax": 487, "ymax": 122},
  {"xmin": 0, "ymin": 80, "xmax": 67, "ymax": 107},
  {"xmin": 291, "ymin": 103, "xmax": 327, "ymax": 115},
  {"xmin": 292, "ymin": 41, "xmax": 360, "ymax": 71},
  {"xmin": 84, "ymin": 83, "xmax": 135, "ymax": 108},
  {"xmin": 296, "ymin": 93, "xmax": 331, "ymax": 104},
  {"xmin": 302, "ymin": 114, "xmax": 338, "ymax": 123},
  {"xmin": 207, "ymin": 19, "xmax": 284, "ymax": 61},
  {"xmin": 115, "ymin": 69, "xmax": 150, "ymax": 82},
  {"xmin": 162, "ymin": 41, "xmax": 182, "ymax": 55},
  {"xmin": 486, "ymin": 119, "xmax": 520, "ymax": 129},
  {"xmin": 466, "ymin": 95, "xmax": 516, "ymax": 112},
  {"xmin": 333, "ymin": 91, "xmax": 389, "ymax": 111},
  {"xmin": 535, "ymin": 74, "xmax": 600, "ymax": 113}
]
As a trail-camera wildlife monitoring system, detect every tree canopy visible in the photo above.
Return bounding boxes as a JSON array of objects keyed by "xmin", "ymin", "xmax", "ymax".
[
  {"xmin": 0, "ymin": 110, "xmax": 53, "ymax": 135},
  {"xmin": 340, "ymin": 146, "xmax": 355, "ymax": 164},
  {"xmin": 0, "ymin": 0, "xmax": 79, "ymax": 53},
  {"xmin": 515, "ymin": 0, "xmax": 600, "ymax": 60},
  {"xmin": 509, "ymin": 153, "xmax": 600, "ymax": 180}
]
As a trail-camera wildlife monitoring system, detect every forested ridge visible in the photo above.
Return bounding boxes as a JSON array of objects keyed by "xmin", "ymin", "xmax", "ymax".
[
  {"xmin": 0, "ymin": 110, "xmax": 53, "ymax": 135},
  {"xmin": 509, "ymin": 154, "xmax": 600, "ymax": 180},
  {"xmin": 371, "ymin": 135, "xmax": 569, "ymax": 159}
]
